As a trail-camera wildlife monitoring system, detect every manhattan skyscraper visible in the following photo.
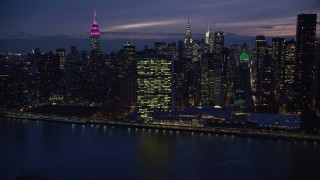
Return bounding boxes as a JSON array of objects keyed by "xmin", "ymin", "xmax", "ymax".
[
  {"xmin": 294, "ymin": 13, "xmax": 317, "ymax": 112},
  {"xmin": 184, "ymin": 17, "xmax": 193, "ymax": 60},
  {"xmin": 90, "ymin": 9, "xmax": 101, "ymax": 52}
]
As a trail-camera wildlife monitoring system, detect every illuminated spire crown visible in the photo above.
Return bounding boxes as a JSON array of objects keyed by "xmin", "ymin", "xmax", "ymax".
[
  {"xmin": 184, "ymin": 17, "xmax": 193, "ymax": 44},
  {"xmin": 91, "ymin": 9, "xmax": 100, "ymax": 36},
  {"xmin": 205, "ymin": 20, "xmax": 212, "ymax": 44}
]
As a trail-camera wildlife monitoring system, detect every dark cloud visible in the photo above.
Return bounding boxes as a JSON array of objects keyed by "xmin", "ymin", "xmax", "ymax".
[
  {"xmin": 4, "ymin": 32, "xmax": 39, "ymax": 39},
  {"xmin": 19, "ymin": 33, "xmax": 37, "ymax": 39},
  {"xmin": 105, "ymin": 32, "xmax": 185, "ymax": 39},
  {"xmin": 0, "ymin": 33, "xmax": 84, "ymax": 40},
  {"xmin": 258, "ymin": 26, "xmax": 275, "ymax": 29}
]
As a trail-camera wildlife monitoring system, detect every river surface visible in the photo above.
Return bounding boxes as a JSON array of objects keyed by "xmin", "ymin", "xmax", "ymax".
[{"xmin": 1, "ymin": 118, "xmax": 320, "ymax": 180}]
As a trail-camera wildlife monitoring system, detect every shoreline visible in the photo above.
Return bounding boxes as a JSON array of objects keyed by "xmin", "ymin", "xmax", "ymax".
[{"xmin": 2, "ymin": 112, "xmax": 320, "ymax": 143}]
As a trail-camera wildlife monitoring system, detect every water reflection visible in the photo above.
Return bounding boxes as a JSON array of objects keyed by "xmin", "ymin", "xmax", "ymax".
[
  {"xmin": 137, "ymin": 129, "xmax": 174, "ymax": 179},
  {"xmin": 0, "ymin": 118, "xmax": 320, "ymax": 180}
]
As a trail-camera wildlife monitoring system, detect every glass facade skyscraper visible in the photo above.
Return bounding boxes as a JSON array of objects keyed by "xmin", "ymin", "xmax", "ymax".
[
  {"xmin": 294, "ymin": 13, "xmax": 317, "ymax": 112},
  {"xmin": 137, "ymin": 55, "xmax": 173, "ymax": 119}
]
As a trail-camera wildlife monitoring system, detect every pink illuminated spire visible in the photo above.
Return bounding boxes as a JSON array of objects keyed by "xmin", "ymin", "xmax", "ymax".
[
  {"xmin": 91, "ymin": 9, "xmax": 100, "ymax": 36},
  {"xmin": 93, "ymin": 9, "xmax": 97, "ymax": 25}
]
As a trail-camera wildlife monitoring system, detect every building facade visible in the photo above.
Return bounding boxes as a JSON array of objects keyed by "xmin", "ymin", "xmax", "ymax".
[
  {"xmin": 272, "ymin": 38, "xmax": 285, "ymax": 107},
  {"xmin": 294, "ymin": 13, "xmax": 317, "ymax": 112},
  {"xmin": 137, "ymin": 55, "xmax": 173, "ymax": 119},
  {"xmin": 214, "ymin": 31, "xmax": 224, "ymax": 53},
  {"xmin": 283, "ymin": 40, "xmax": 296, "ymax": 113}
]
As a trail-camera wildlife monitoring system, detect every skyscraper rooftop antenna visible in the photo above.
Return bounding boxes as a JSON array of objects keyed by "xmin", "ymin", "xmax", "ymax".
[
  {"xmin": 211, "ymin": 18, "xmax": 214, "ymax": 32},
  {"xmin": 93, "ymin": 9, "xmax": 97, "ymax": 25},
  {"xmin": 185, "ymin": 16, "xmax": 193, "ymax": 44}
]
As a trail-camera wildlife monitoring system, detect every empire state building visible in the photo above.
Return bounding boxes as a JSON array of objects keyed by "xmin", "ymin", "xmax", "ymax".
[
  {"xmin": 90, "ymin": 9, "xmax": 102, "ymax": 70},
  {"xmin": 90, "ymin": 9, "xmax": 101, "ymax": 51}
]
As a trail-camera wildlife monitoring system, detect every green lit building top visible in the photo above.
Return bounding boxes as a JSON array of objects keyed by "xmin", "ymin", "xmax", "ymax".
[{"xmin": 240, "ymin": 52, "xmax": 249, "ymax": 61}]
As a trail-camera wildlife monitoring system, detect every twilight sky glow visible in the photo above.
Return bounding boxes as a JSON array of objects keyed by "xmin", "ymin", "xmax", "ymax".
[{"xmin": 0, "ymin": 0, "xmax": 319, "ymax": 52}]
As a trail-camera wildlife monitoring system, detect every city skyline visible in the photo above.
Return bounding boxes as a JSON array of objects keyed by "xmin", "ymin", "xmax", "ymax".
[
  {"xmin": 0, "ymin": 5, "xmax": 318, "ymax": 116},
  {"xmin": 1, "ymin": 3, "xmax": 320, "ymax": 179}
]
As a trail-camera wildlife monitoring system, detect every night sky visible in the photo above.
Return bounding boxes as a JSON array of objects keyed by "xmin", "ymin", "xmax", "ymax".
[{"xmin": 0, "ymin": 0, "xmax": 319, "ymax": 52}]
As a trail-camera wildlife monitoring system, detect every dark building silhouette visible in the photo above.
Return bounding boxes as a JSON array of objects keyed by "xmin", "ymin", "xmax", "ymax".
[
  {"xmin": 173, "ymin": 59, "xmax": 187, "ymax": 110},
  {"xmin": 167, "ymin": 42, "xmax": 177, "ymax": 60},
  {"xmin": 201, "ymin": 53, "xmax": 215, "ymax": 105},
  {"xmin": 174, "ymin": 18, "xmax": 194, "ymax": 109},
  {"xmin": 56, "ymin": 49, "xmax": 66, "ymax": 71},
  {"xmin": 65, "ymin": 46, "xmax": 89, "ymax": 102},
  {"xmin": 177, "ymin": 40, "xmax": 184, "ymax": 61},
  {"xmin": 0, "ymin": 54, "xmax": 11, "ymax": 106},
  {"xmin": 68, "ymin": 46, "xmax": 81, "ymax": 63},
  {"xmin": 233, "ymin": 43, "xmax": 252, "ymax": 112},
  {"xmin": 155, "ymin": 42, "xmax": 167, "ymax": 55},
  {"xmin": 56, "ymin": 49, "xmax": 67, "ymax": 96},
  {"xmin": 254, "ymin": 35, "xmax": 276, "ymax": 113},
  {"xmin": 118, "ymin": 42, "xmax": 137, "ymax": 107},
  {"xmin": 184, "ymin": 18, "xmax": 193, "ymax": 59},
  {"xmin": 294, "ymin": 13, "xmax": 317, "ymax": 112},
  {"xmin": 188, "ymin": 61, "xmax": 201, "ymax": 107},
  {"xmin": 189, "ymin": 40, "xmax": 202, "ymax": 107},
  {"xmin": 272, "ymin": 38, "xmax": 285, "ymax": 108},
  {"xmin": 214, "ymin": 31, "xmax": 224, "ymax": 53},
  {"xmin": 213, "ymin": 52, "xmax": 224, "ymax": 106},
  {"xmin": 174, "ymin": 40, "xmax": 187, "ymax": 110},
  {"xmin": 0, "ymin": 74, "xmax": 12, "ymax": 106},
  {"xmin": 37, "ymin": 52, "xmax": 60, "ymax": 102},
  {"xmin": 201, "ymin": 51, "xmax": 224, "ymax": 106},
  {"xmin": 283, "ymin": 40, "xmax": 296, "ymax": 113},
  {"xmin": 223, "ymin": 43, "xmax": 238, "ymax": 106},
  {"xmin": 316, "ymin": 40, "xmax": 320, "ymax": 111}
]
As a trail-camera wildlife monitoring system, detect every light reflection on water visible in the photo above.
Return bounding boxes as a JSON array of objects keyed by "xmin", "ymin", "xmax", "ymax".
[{"xmin": 0, "ymin": 118, "xmax": 320, "ymax": 180}]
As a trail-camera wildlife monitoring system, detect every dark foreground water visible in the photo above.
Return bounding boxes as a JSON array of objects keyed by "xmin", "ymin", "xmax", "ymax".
[{"xmin": 1, "ymin": 118, "xmax": 320, "ymax": 180}]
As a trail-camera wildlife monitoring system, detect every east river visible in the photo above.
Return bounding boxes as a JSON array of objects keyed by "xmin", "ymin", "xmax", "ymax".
[{"xmin": 1, "ymin": 118, "xmax": 320, "ymax": 180}]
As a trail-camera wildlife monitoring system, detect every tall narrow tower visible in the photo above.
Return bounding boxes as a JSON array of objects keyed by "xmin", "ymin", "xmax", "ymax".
[
  {"xmin": 184, "ymin": 17, "xmax": 193, "ymax": 44},
  {"xmin": 205, "ymin": 21, "xmax": 211, "ymax": 44},
  {"xmin": 183, "ymin": 17, "xmax": 193, "ymax": 59},
  {"xmin": 90, "ymin": 9, "xmax": 101, "ymax": 51},
  {"xmin": 205, "ymin": 21, "xmax": 214, "ymax": 53},
  {"xmin": 272, "ymin": 37, "xmax": 285, "ymax": 106},
  {"xmin": 294, "ymin": 13, "xmax": 317, "ymax": 112},
  {"xmin": 89, "ymin": 9, "xmax": 104, "ymax": 102},
  {"xmin": 254, "ymin": 35, "xmax": 275, "ymax": 112},
  {"xmin": 214, "ymin": 31, "xmax": 224, "ymax": 53}
]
